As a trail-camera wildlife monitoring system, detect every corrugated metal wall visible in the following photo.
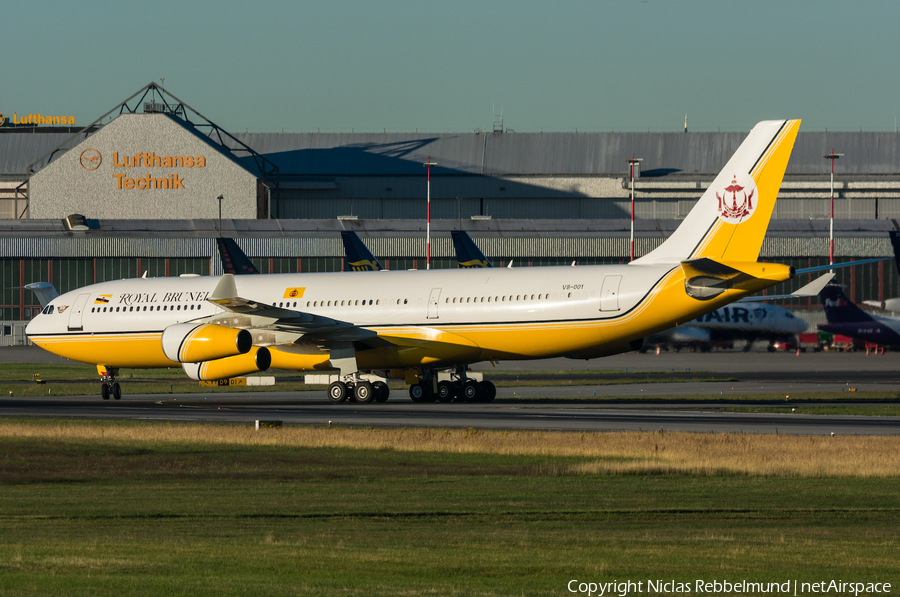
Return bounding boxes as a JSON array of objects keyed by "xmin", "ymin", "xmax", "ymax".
[{"xmin": 0, "ymin": 234, "xmax": 890, "ymax": 260}]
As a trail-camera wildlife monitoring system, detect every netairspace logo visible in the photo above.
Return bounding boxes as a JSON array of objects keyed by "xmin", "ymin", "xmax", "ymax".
[{"xmin": 567, "ymin": 579, "xmax": 892, "ymax": 597}]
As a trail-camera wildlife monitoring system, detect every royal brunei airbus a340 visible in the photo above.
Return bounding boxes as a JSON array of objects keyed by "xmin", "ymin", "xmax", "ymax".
[{"xmin": 28, "ymin": 120, "xmax": 811, "ymax": 403}]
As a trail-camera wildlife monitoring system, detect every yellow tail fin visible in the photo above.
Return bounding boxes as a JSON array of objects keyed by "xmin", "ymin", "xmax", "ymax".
[{"xmin": 634, "ymin": 120, "xmax": 801, "ymax": 265}]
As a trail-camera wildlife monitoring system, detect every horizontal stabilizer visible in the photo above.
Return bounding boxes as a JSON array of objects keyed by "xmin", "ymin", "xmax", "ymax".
[
  {"xmin": 680, "ymin": 258, "xmax": 745, "ymax": 280},
  {"xmin": 680, "ymin": 259, "xmax": 751, "ymax": 301},
  {"xmin": 680, "ymin": 258, "xmax": 793, "ymax": 301},
  {"xmin": 794, "ymin": 257, "xmax": 888, "ymax": 275},
  {"xmin": 737, "ymin": 273, "xmax": 834, "ymax": 302}
]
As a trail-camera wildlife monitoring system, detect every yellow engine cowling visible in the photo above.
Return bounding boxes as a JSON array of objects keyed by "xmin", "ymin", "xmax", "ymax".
[
  {"xmin": 182, "ymin": 347, "xmax": 271, "ymax": 381},
  {"xmin": 161, "ymin": 323, "xmax": 252, "ymax": 363}
]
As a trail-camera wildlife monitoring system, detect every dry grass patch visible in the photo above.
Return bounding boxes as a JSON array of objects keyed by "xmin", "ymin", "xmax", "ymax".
[{"xmin": 1, "ymin": 420, "xmax": 899, "ymax": 477}]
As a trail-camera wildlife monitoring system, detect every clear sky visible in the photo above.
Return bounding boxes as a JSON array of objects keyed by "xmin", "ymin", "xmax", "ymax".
[{"xmin": 3, "ymin": 0, "xmax": 898, "ymax": 133}]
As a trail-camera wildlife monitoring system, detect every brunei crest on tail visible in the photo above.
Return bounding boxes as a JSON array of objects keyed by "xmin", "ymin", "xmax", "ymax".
[{"xmin": 716, "ymin": 174, "xmax": 757, "ymax": 224}]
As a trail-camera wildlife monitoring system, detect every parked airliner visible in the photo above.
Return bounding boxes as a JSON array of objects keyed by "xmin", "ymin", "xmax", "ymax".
[
  {"xmin": 27, "ymin": 120, "xmax": 805, "ymax": 403},
  {"xmin": 820, "ymin": 283, "xmax": 900, "ymax": 347},
  {"xmin": 644, "ymin": 301, "xmax": 808, "ymax": 352}
]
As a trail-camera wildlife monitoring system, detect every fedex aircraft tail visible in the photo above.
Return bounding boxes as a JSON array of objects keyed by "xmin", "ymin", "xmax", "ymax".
[
  {"xmin": 341, "ymin": 231, "xmax": 384, "ymax": 272},
  {"xmin": 819, "ymin": 284, "xmax": 874, "ymax": 324},
  {"xmin": 634, "ymin": 120, "xmax": 801, "ymax": 266},
  {"xmin": 451, "ymin": 231, "xmax": 493, "ymax": 268}
]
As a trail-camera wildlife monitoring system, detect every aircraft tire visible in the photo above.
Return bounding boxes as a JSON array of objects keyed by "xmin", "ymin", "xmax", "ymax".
[
  {"xmin": 328, "ymin": 381, "xmax": 349, "ymax": 403},
  {"xmin": 354, "ymin": 381, "xmax": 375, "ymax": 404},
  {"xmin": 373, "ymin": 381, "xmax": 389, "ymax": 403},
  {"xmin": 462, "ymin": 380, "xmax": 481, "ymax": 402},
  {"xmin": 112, "ymin": 383, "xmax": 122, "ymax": 400},
  {"xmin": 101, "ymin": 384, "xmax": 110, "ymax": 400},
  {"xmin": 409, "ymin": 383, "xmax": 433, "ymax": 403},
  {"xmin": 480, "ymin": 380, "xmax": 496, "ymax": 402},
  {"xmin": 436, "ymin": 381, "xmax": 455, "ymax": 403}
]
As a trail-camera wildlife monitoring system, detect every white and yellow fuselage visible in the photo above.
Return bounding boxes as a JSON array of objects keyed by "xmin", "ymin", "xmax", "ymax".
[
  {"xmin": 25, "ymin": 119, "xmax": 802, "ymax": 378},
  {"xmin": 25, "ymin": 260, "xmax": 789, "ymax": 372}
]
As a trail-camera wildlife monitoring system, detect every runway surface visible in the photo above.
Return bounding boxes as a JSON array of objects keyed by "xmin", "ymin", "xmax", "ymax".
[
  {"xmin": 3, "ymin": 391, "xmax": 899, "ymax": 435},
  {"xmin": 3, "ymin": 347, "xmax": 900, "ymax": 435}
]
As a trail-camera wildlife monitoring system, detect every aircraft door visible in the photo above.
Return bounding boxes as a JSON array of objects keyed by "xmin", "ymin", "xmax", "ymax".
[
  {"xmin": 67, "ymin": 292, "xmax": 91, "ymax": 331},
  {"xmin": 599, "ymin": 276, "xmax": 621, "ymax": 312},
  {"xmin": 427, "ymin": 288, "xmax": 442, "ymax": 319}
]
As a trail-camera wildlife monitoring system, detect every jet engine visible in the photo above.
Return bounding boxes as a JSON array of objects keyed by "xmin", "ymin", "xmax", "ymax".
[
  {"xmin": 161, "ymin": 322, "xmax": 252, "ymax": 363},
  {"xmin": 182, "ymin": 346, "xmax": 272, "ymax": 381}
]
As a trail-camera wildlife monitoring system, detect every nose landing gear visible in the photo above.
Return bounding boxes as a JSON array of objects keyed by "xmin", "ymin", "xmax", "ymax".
[{"xmin": 98, "ymin": 366, "xmax": 121, "ymax": 400}]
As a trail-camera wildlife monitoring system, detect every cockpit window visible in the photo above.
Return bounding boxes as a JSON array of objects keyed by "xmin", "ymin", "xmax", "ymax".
[
  {"xmin": 785, "ymin": 312, "xmax": 794, "ymax": 318},
  {"xmin": 42, "ymin": 305, "xmax": 55, "ymax": 315}
]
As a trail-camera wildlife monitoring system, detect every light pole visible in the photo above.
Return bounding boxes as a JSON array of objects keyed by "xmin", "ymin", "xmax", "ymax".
[
  {"xmin": 627, "ymin": 155, "xmax": 643, "ymax": 262},
  {"xmin": 217, "ymin": 194, "xmax": 223, "ymax": 236},
  {"xmin": 823, "ymin": 149, "xmax": 843, "ymax": 269},
  {"xmin": 423, "ymin": 157, "xmax": 437, "ymax": 269}
]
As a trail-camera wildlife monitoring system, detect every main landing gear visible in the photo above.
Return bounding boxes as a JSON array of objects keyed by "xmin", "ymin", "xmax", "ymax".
[
  {"xmin": 328, "ymin": 377, "xmax": 391, "ymax": 405},
  {"xmin": 99, "ymin": 367, "xmax": 121, "ymax": 401},
  {"xmin": 323, "ymin": 367, "xmax": 495, "ymax": 405},
  {"xmin": 410, "ymin": 366, "xmax": 496, "ymax": 404}
]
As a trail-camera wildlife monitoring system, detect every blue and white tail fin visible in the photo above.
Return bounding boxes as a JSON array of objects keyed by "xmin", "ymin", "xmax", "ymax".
[
  {"xmin": 634, "ymin": 120, "xmax": 801, "ymax": 266},
  {"xmin": 341, "ymin": 231, "xmax": 384, "ymax": 272},
  {"xmin": 451, "ymin": 231, "xmax": 493, "ymax": 268}
]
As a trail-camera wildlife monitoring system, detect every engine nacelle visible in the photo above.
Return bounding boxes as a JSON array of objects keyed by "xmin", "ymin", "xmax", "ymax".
[
  {"xmin": 182, "ymin": 346, "xmax": 272, "ymax": 381},
  {"xmin": 161, "ymin": 323, "xmax": 252, "ymax": 363}
]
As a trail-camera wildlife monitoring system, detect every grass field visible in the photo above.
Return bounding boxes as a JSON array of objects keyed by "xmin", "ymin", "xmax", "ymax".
[
  {"xmin": 0, "ymin": 420, "xmax": 898, "ymax": 595},
  {"xmin": 724, "ymin": 405, "xmax": 900, "ymax": 416}
]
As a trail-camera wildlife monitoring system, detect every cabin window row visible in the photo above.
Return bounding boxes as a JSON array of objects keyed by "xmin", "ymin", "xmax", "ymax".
[
  {"xmin": 295, "ymin": 299, "xmax": 383, "ymax": 308},
  {"xmin": 445, "ymin": 294, "xmax": 551, "ymax": 304},
  {"xmin": 91, "ymin": 304, "xmax": 205, "ymax": 313}
]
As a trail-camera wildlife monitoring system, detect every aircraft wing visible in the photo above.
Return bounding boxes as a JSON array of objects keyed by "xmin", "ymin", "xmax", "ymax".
[
  {"xmin": 736, "ymin": 273, "xmax": 834, "ymax": 302},
  {"xmin": 207, "ymin": 273, "xmax": 376, "ymax": 342},
  {"xmin": 205, "ymin": 275, "xmax": 482, "ymax": 359}
]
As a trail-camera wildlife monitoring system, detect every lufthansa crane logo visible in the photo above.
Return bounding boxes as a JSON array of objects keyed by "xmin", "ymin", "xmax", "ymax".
[
  {"xmin": 79, "ymin": 148, "xmax": 102, "ymax": 171},
  {"xmin": 0, "ymin": 113, "xmax": 5, "ymax": 127},
  {"xmin": 715, "ymin": 173, "xmax": 758, "ymax": 224}
]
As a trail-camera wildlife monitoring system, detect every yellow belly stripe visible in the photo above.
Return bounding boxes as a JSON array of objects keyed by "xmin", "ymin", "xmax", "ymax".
[{"xmin": 30, "ymin": 333, "xmax": 178, "ymax": 368}]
